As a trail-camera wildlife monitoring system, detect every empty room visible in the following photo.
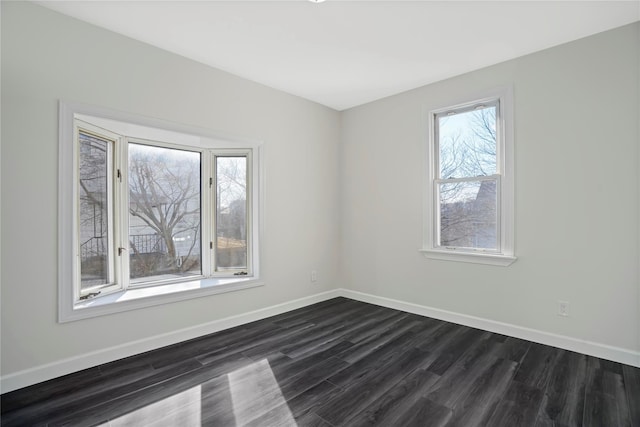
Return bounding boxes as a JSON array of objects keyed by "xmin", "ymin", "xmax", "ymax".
[{"xmin": 1, "ymin": 1, "xmax": 639, "ymax": 426}]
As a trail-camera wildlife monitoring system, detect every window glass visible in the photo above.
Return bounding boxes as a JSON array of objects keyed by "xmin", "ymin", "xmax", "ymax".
[
  {"xmin": 438, "ymin": 105, "xmax": 497, "ymax": 179},
  {"xmin": 128, "ymin": 143, "xmax": 202, "ymax": 283},
  {"xmin": 438, "ymin": 180, "xmax": 498, "ymax": 250},
  {"xmin": 215, "ymin": 156, "xmax": 247, "ymax": 271},
  {"xmin": 78, "ymin": 130, "xmax": 113, "ymax": 291}
]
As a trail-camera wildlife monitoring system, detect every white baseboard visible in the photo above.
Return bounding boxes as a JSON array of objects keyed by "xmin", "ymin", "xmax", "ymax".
[
  {"xmin": 3, "ymin": 287, "xmax": 638, "ymax": 394},
  {"xmin": 0, "ymin": 289, "xmax": 341, "ymax": 394},
  {"xmin": 340, "ymin": 289, "xmax": 640, "ymax": 368}
]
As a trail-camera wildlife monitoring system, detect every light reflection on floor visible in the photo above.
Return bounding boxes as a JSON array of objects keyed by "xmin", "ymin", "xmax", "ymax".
[
  {"xmin": 96, "ymin": 359, "xmax": 295, "ymax": 426},
  {"xmin": 102, "ymin": 385, "xmax": 202, "ymax": 426},
  {"xmin": 228, "ymin": 359, "xmax": 296, "ymax": 426}
]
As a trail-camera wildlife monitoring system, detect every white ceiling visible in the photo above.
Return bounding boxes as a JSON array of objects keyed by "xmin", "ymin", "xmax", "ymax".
[{"xmin": 38, "ymin": 1, "xmax": 639, "ymax": 111}]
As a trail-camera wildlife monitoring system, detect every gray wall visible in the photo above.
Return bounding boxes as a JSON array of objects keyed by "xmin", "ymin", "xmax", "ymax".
[
  {"xmin": 1, "ymin": 2, "xmax": 341, "ymax": 376},
  {"xmin": 340, "ymin": 22, "xmax": 640, "ymax": 353}
]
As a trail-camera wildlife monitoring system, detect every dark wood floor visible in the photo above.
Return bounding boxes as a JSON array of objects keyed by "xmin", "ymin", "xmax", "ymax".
[{"xmin": 2, "ymin": 297, "xmax": 639, "ymax": 427}]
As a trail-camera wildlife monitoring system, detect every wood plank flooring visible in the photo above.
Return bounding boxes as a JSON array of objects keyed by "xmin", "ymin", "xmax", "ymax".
[{"xmin": 1, "ymin": 297, "xmax": 639, "ymax": 426}]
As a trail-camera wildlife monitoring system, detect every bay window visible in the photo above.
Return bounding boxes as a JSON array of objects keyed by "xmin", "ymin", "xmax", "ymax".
[{"xmin": 60, "ymin": 102, "xmax": 262, "ymax": 321}]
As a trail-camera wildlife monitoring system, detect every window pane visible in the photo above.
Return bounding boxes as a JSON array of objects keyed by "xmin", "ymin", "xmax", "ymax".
[
  {"xmin": 129, "ymin": 143, "xmax": 201, "ymax": 282},
  {"xmin": 439, "ymin": 180, "xmax": 497, "ymax": 250},
  {"xmin": 216, "ymin": 156, "xmax": 247, "ymax": 270},
  {"xmin": 78, "ymin": 131, "xmax": 112, "ymax": 290},
  {"xmin": 438, "ymin": 105, "xmax": 497, "ymax": 179}
]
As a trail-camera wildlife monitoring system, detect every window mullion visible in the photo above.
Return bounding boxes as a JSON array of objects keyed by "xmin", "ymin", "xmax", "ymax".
[
  {"xmin": 116, "ymin": 137, "xmax": 130, "ymax": 291},
  {"xmin": 212, "ymin": 152, "xmax": 220, "ymax": 275},
  {"xmin": 201, "ymin": 150, "xmax": 213, "ymax": 277},
  {"xmin": 106, "ymin": 138, "xmax": 115, "ymax": 286}
]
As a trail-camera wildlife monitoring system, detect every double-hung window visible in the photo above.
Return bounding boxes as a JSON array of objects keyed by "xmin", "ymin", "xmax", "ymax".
[
  {"xmin": 60, "ymin": 103, "xmax": 262, "ymax": 321},
  {"xmin": 422, "ymin": 89, "xmax": 515, "ymax": 266}
]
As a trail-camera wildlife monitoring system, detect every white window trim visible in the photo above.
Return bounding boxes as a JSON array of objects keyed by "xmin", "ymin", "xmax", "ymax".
[
  {"xmin": 66, "ymin": 277, "xmax": 264, "ymax": 322},
  {"xmin": 420, "ymin": 87, "xmax": 516, "ymax": 266},
  {"xmin": 59, "ymin": 101, "xmax": 264, "ymax": 322}
]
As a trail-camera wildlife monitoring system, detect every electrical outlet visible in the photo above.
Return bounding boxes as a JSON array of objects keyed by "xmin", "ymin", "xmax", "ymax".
[
  {"xmin": 311, "ymin": 270, "xmax": 318, "ymax": 283},
  {"xmin": 558, "ymin": 301, "xmax": 570, "ymax": 317}
]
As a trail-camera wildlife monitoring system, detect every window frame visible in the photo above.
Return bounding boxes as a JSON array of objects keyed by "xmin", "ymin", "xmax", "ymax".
[
  {"xmin": 59, "ymin": 101, "xmax": 264, "ymax": 322},
  {"xmin": 74, "ymin": 120, "xmax": 124, "ymax": 299},
  {"xmin": 421, "ymin": 88, "xmax": 516, "ymax": 266},
  {"xmin": 211, "ymin": 150, "xmax": 253, "ymax": 277},
  {"xmin": 125, "ymin": 137, "xmax": 207, "ymax": 289}
]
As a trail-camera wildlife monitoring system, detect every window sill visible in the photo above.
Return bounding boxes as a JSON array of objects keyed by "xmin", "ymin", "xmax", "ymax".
[
  {"xmin": 419, "ymin": 248, "xmax": 517, "ymax": 266},
  {"xmin": 61, "ymin": 277, "xmax": 263, "ymax": 323}
]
